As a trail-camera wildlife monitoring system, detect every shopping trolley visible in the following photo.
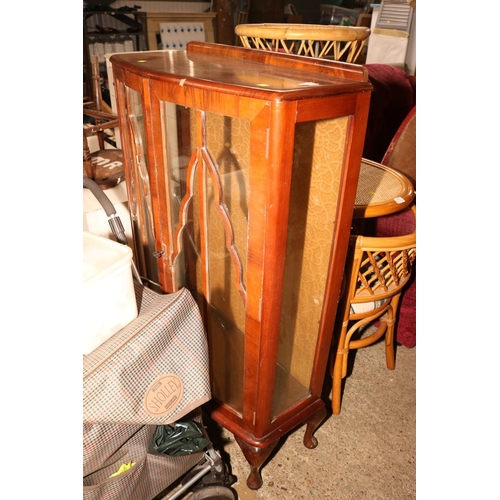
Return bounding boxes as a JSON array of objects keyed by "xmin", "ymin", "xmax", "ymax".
[{"xmin": 83, "ymin": 179, "xmax": 236, "ymax": 500}]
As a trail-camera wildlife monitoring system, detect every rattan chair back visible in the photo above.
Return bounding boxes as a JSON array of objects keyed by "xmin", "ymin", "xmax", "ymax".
[
  {"xmin": 235, "ymin": 23, "xmax": 370, "ymax": 63},
  {"xmin": 350, "ymin": 229, "xmax": 416, "ymax": 304}
]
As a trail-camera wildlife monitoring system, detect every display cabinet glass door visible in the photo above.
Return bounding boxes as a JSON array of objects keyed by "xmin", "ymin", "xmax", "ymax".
[{"xmin": 161, "ymin": 106, "xmax": 250, "ymax": 415}]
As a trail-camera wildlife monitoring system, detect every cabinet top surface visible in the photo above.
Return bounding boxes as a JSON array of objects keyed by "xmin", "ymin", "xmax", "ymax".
[{"xmin": 110, "ymin": 42, "xmax": 371, "ymax": 99}]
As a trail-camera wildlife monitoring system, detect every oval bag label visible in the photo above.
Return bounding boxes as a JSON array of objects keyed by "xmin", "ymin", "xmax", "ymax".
[{"xmin": 144, "ymin": 374, "xmax": 184, "ymax": 417}]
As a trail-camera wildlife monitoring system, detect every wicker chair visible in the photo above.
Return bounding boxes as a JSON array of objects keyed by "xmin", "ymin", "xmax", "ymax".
[
  {"xmin": 235, "ymin": 23, "xmax": 370, "ymax": 63},
  {"xmin": 331, "ymin": 205, "xmax": 416, "ymax": 414},
  {"xmin": 83, "ymin": 55, "xmax": 124, "ymax": 190}
]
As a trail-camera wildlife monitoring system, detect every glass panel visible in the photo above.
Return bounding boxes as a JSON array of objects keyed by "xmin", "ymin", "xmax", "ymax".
[
  {"xmin": 205, "ymin": 112, "xmax": 250, "ymax": 415},
  {"xmin": 123, "ymin": 85, "xmax": 160, "ymax": 289},
  {"xmin": 272, "ymin": 116, "xmax": 349, "ymax": 418},
  {"xmin": 162, "ymin": 107, "xmax": 250, "ymax": 415},
  {"xmin": 161, "ymin": 103, "xmax": 195, "ymax": 288}
]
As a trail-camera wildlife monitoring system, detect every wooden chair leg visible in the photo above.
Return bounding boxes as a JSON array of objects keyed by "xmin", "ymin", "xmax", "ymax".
[
  {"xmin": 385, "ymin": 296, "xmax": 401, "ymax": 370},
  {"xmin": 385, "ymin": 316, "xmax": 396, "ymax": 370},
  {"xmin": 332, "ymin": 324, "xmax": 349, "ymax": 415},
  {"xmin": 83, "ymin": 133, "xmax": 94, "ymax": 179},
  {"xmin": 331, "ymin": 351, "xmax": 344, "ymax": 415}
]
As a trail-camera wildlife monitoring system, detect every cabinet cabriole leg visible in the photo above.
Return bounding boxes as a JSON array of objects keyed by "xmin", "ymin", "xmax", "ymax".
[
  {"xmin": 303, "ymin": 406, "xmax": 327, "ymax": 449},
  {"xmin": 234, "ymin": 436, "xmax": 280, "ymax": 490}
]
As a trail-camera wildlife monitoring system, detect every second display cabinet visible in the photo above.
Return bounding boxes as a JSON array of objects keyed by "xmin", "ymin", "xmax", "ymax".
[{"xmin": 110, "ymin": 42, "xmax": 372, "ymax": 489}]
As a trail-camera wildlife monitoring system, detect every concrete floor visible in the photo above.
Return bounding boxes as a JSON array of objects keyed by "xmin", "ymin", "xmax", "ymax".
[{"xmin": 168, "ymin": 337, "xmax": 416, "ymax": 500}]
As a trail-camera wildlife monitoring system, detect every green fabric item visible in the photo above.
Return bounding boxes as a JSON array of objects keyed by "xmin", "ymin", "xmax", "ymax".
[{"xmin": 151, "ymin": 421, "xmax": 211, "ymax": 456}]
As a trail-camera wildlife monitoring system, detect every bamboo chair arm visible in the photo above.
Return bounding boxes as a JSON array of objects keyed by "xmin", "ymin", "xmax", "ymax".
[
  {"xmin": 235, "ymin": 24, "xmax": 370, "ymax": 42},
  {"xmin": 353, "ymin": 206, "xmax": 416, "ymax": 252}
]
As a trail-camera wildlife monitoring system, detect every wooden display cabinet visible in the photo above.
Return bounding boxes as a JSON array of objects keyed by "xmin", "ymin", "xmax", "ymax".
[{"xmin": 110, "ymin": 42, "xmax": 371, "ymax": 489}]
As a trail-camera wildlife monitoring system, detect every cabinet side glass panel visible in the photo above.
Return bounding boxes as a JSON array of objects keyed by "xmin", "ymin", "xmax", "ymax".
[
  {"xmin": 272, "ymin": 116, "xmax": 349, "ymax": 418},
  {"xmin": 124, "ymin": 85, "xmax": 160, "ymax": 288}
]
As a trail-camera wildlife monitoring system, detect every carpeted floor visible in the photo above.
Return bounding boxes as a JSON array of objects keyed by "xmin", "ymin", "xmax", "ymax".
[{"xmin": 164, "ymin": 336, "xmax": 416, "ymax": 500}]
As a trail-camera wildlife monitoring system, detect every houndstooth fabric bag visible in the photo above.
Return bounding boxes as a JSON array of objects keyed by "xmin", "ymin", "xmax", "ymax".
[
  {"xmin": 84, "ymin": 284, "xmax": 211, "ymax": 425},
  {"xmin": 83, "ymin": 284, "xmax": 211, "ymax": 499}
]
